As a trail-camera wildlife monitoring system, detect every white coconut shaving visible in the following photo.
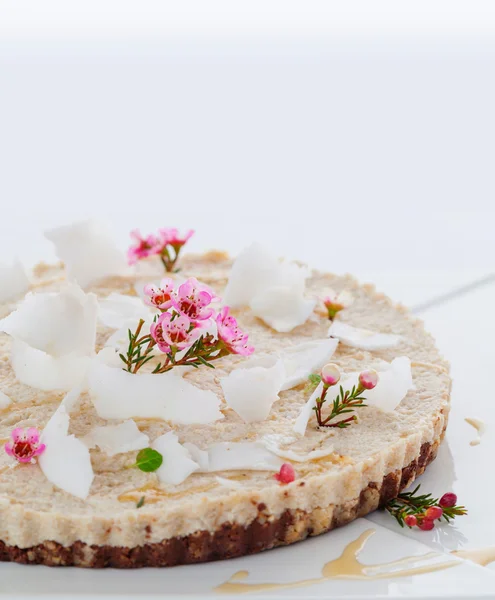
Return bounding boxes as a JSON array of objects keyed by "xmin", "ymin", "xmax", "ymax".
[
  {"xmin": 263, "ymin": 434, "xmax": 335, "ymax": 462},
  {"xmin": 0, "ymin": 390, "xmax": 12, "ymax": 409},
  {"xmin": 0, "ymin": 284, "xmax": 98, "ymax": 358},
  {"xmin": 88, "ymin": 348, "xmax": 224, "ymax": 425},
  {"xmin": 250, "ymin": 284, "xmax": 317, "ymax": 333},
  {"xmin": 98, "ymin": 293, "xmax": 152, "ymax": 330},
  {"xmin": 10, "ymin": 340, "xmax": 90, "ymax": 391},
  {"xmin": 214, "ymin": 476, "xmax": 244, "ymax": 490},
  {"xmin": 202, "ymin": 442, "xmax": 284, "ymax": 472},
  {"xmin": 220, "ymin": 360, "xmax": 286, "ymax": 422},
  {"xmin": 152, "ymin": 432, "xmax": 200, "ymax": 485},
  {"xmin": 328, "ymin": 321, "xmax": 402, "ymax": 351},
  {"xmin": 293, "ymin": 356, "xmax": 414, "ymax": 436},
  {"xmin": 183, "ymin": 442, "xmax": 209, "ymax": 471},
  {"xmin": 39, "ymin": 404, "xmax": 94, "ymax": 500},
  {"xmin": 83, "ymin": 420, "xmax": 149, "ymax": 456},
  {"xmin": 0, "ymin": 259, "xmax": 30, "ymax": 304},
  {"xmin": 45, "ymin": 220, "xmax": 128, "ymax": 288},
  {"xmin": 246, "ymin": 338, "xmax": 339, "ymax": 391}
]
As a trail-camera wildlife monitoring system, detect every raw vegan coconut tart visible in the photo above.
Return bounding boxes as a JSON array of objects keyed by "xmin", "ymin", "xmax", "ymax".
[{"xmin": 0, "ymin": 221, "xmax": 451, "ymax": 568}]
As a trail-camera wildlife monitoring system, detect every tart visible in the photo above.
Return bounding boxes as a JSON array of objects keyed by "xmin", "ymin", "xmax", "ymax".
[{"xmin": 0, "ymin": 233, "xmax": 450, "ymax": 568}]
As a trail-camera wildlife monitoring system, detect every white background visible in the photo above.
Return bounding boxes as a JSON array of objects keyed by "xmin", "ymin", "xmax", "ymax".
[{"xmin": 0, "ymin": 0, "xmax": 494, "ymax": 304}]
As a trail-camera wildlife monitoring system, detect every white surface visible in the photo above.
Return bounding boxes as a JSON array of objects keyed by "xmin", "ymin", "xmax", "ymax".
[{"xmin": 1, "ymin": 5, "xmax": 495, "ymax": 598}]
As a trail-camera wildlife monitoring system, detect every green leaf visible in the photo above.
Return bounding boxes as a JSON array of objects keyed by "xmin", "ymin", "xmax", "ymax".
[
  {"xmin": 136, "ymin": 496, "xmax": 145, "ymax": 509},
  {"xmin": 132, "ymin": 448, "xmax": 163, "ymax": 472},
  {"xmin": 308, "ymin": 373, "xmax": 322, "ymax": 386}
]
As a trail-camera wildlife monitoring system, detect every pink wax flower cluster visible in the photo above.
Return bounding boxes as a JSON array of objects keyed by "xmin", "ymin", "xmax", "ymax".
[
  {"xmin": 127, "ymin": 228, "xmax": 194, "ymax": 272},
  {"xmin": 121, "ymin": 277, "xmax": 254, "ymax": 374},
  {"xmin": 5, "ymin": 427, "xmax": 45, "ymax": 464}
]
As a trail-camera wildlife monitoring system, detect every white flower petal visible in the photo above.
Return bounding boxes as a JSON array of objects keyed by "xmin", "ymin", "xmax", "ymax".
[
  {"xmin": 98, "ymin": 293, "xmax": 151, "ymax": 330},
  {"xmin": 45, "ymin": 220, "xmax": 128, "ymax": 288},
  {"xmin": 328, "ymin": 321, "xmax": 401, "ymax": 351},
  {"xmin": 223, "ymin": 243, "xmax": 308, "ymax": 308},
  {"xmin": 220, "ymin": 360, "xmax": 286, "ymax": 423},
  {"xmin": 88, "ymin": 350, "xmax": 224, "ymax": 425},
  {"xmin": 83, "ymin": 420, "xmax": 149, "ymax": 456},
  {"xmin": 152, "ymin": 432, "xmax": 199, "ymax": 485},
  {"xmin": 263, "ymin": 434, "xmax": 334, "ymax": 462},
  {"xmin": 10, "ymin": 340, "xmax": 90, "ymax": 391},
  {"xmin": 0, "ymin": 390, "xmax": 12, "ymax": 408},
  {"xmin": 39, "ymin": 404, "xmax": 94, "ymax": 499},
  {"xmin": 293, "ymin": 381, "xmax": 323, "ymax": 436},
  {"xmin": 0, "ymin": 259, "xmax": 30, "ymax": 304},
  {"xmin": 250, "ymin": 285, "xmax": 316, "ymax": 333},
  {"xmin": 206, "ymin": 442, "xmax": 284, "ymax": 472},
  {"xmin": 364, "ymin": 356, "xmax": 413, "ymax": 412},
  {"xmin": 0, "ymin": 284, "xmax": 97, "ymax": 358}
]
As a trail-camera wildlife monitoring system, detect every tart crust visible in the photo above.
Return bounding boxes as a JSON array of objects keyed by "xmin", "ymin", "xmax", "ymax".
[
  {"xmin": 0, "ymin": 435, "xmax": 443, "ymax": 567},
  {"xmin": 0, "ymin": 253, "xmax": 451, "ymax": 567}
]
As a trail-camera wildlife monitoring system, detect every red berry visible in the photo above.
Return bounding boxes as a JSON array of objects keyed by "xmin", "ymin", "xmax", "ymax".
[
  {"xmin": 439, "ymin": 492, "xmax": 457, "ymax": 508},
  {"xmin": 418, "ymin": 518, "xmax": 435, "ymax": 531},
  {"xmin": 425, "ymin": 506, "xmax": 443, "ymax": 520},
  {"xmin": 274, "ymin": 463, "xmax": 295, "ymax": 484},
  {"xmin": 404, "ymin": 515, "xmax": 417, "ymax": 527}
]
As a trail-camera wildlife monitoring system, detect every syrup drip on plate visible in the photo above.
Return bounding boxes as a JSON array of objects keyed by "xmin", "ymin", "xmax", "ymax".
[
  {"xmin": 465, "ymin": 417, "xmax": 485, "ymax": 446},
  {"xmin": 214, "ymin": 529, "xmax": 458, "ymax": 595}
]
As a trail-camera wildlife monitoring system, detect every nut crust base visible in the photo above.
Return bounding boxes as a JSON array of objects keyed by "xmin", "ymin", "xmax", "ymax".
[{"xmin": 0, "ymin": 439, "xmax": 441, "ymax": 568}]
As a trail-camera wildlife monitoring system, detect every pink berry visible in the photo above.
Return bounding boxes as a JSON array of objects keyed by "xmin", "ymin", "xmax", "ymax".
[
  {"xmin": 358, "ymin": 369, "xmax": 379, "ymax": 390},
  {"xmin": 418, "ymin": 518, "xmax": 435, "ymax": 531},
  {"xmin": 274, "ymin": 463, "xmax": 295, "ymax": 484},
  {"xmin": 404, "ymin": 515, "xmax": 417, "ymax": 527},
  {"xmin": 439, "ymin": 492, "xmax": 457, "ymax": 508},
  {"xmin": 425, "ymin": 506, "xmax": 443, "ymax": 520}
]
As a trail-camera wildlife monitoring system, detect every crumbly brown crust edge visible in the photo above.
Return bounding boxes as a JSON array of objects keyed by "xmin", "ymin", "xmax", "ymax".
[{"xmin": 0, "ymin": 437, "xmax": 442, "ymax": 568}]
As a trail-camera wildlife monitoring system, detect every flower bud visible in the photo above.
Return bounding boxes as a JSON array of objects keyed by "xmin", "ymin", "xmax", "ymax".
[
  {"xmin": 321, "ymin": 363, "xmax": 341, "ymax": 387},
  {"xmin": 359, "ymin": 369, "xmax": 379, "ymax": 390}
]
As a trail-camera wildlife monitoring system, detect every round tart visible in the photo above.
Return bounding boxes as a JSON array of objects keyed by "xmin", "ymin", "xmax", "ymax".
[{"xmin": 0, "ymin": 251, "xmax": 450, "ymax": 568}]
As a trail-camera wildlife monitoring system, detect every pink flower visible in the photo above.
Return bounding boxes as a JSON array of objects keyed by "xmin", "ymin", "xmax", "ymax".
[
  {"xmin": 127, "ymin": 230, "xmax": 163, "ymax": 265},
  {"xmin": 143, "ymin": 278, "xmax": 175, "ymax": 310},
  {"xmin": 5, "ymin": 427, "xmax": 45, "ymax": 464},
  {"xmin": 321, "ymin": 363, "xmax": 341, "ymax": 387},
  {"xmin": 172, "ymin": 278, "xmax": 216, "ymax": 322},
  {"xmin": 358, "ymin": 369, "xmax": 379, "ymax": 390},
  {"xmin": 159, "ymin": 228, "xmax": 194, "ymax": 248},
  {"xmin": 216, "ymin": 306, "xmax": 254, "ymax": 356},
  {"xmin": 150, "ymin": 312, "xmax": 201, "ymax": 353},
  {"xmin": 323, "ymin": 289, "xmax": 354, "ymax": 320}
]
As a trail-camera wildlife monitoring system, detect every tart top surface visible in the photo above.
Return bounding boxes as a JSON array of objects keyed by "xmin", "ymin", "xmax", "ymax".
[{"xmin": 0, "ymin": 245, "xmax": 450, "ymax": 548}]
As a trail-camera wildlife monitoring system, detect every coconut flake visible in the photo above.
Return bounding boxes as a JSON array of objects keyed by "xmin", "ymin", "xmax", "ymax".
[
  {"xmin": 39, "ymin": 404, "xmax": 94, "ymax": 499},
  {"xmin": 223, "ymin": 243, "xmax": 308, "ymax": 309},
  {"xmin": 0, "ymin": 284, "xmax": 98, "ymax": 358},
  {"xmin": 250, "ymin": 285, "xmax": 316, "ymax": 333},
  {"xmin": 98, "ymin": 293, "xmax": 152, "ymax": 330},
  {"xmin": 45, "ymin": 220, "xmax": 128, "ymax": 288},
  {"xmin": 10, "ymin": 340, "xmax": 90, "ymax": 391},
  {"xmin": 0, "ymin": 390, "xmax": 12, "ymax": 408},
  {"xmin": 328, "ymin": 321, "xmax": 402, "ymax": 351},
  {"xmin": 246, "ymin": 339, "xmax": 339, "ymax": 391},
  {"xmin": 263, "ymin": 434, "xmax": 334, "ymax": 462},
  {"xmin": 364, "ymin": 356, "xmax": 413, "ymax": 412},
  {"xmin": 88, "ymin": 349, "xmax": 223, "ymax": 424},
  {"xmin": 0, "ymin": 259, "xmax": 30, "ymax": 303},
  {"xmin": 220, "ymin": 360, "xmax": 286, "ymax": 423},
  {"xmin": 215, "ymin": 476, "xmax": 244, "ymax": 490},
  {"xmin": 183, "ymin": 442, "xmax": 209, "ymax": 470},
  {"xmin": 293, "ymin": 381, "xmax": 323, "ymax": 436},
  {"xmin": 83, "ymin": 420, "xmax": 149, "ymax": 456},
  {"xmin": 206, "ymin": 442, "xmax": 284, "ymax": 472},
  {"xmin": 152, "ymin": 432, "xmax": 200, "ymax": 485}
]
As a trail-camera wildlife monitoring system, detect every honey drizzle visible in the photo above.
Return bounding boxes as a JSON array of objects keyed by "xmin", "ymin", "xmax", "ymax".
[
  {"xmin": 118, "ymin": 481, "xmax": 217, "ymax": 504},
  {"xmin": 214, "ymin": 529, "xmax": 458, "ymax": 595}
]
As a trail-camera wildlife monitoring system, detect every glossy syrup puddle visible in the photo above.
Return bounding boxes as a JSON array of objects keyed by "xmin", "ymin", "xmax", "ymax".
[
  {"xmin": 452, "ymin": 547, "xmax": 495, "ymax": 567},
  {"xmin": 214, "ymin": 529, "xmax": 458, "ymax": 595},
  {"xmin": 465, "ymin": 417, "xmax": 485, "ymax": 446}
]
